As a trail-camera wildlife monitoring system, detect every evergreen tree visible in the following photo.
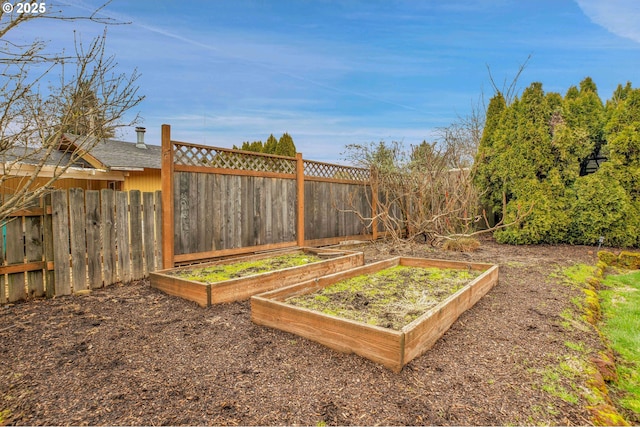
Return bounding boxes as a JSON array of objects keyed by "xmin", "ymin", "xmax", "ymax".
[
  {"xmin": 473, "ymin": 92, "xmax": 507, "ymax": 215},
  {"xmin": 275, "ymin": 132, "xmax": 296, "ymax": 157},
  {"xmin": 263, "ymin": 134, "xmax": 278, "ymax": 154},
  {"xmin": 561, "ymin": 77, "xmax": 605, "ymax": 176},
  {"xmin": 235, "ymin": 140, "xmax": 264, "ymax": 152}
]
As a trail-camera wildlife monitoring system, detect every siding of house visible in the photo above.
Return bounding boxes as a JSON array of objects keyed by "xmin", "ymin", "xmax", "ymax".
[
  {"xmin": 0, "ymin": 176, "xmax": 112, "ymax": 195},
  {"xmin": 123, "ymin": 169, "xmax": 162, "ymax": 192}
]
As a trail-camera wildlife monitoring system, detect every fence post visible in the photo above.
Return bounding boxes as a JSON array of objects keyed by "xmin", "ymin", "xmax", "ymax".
[
  {"xmin": 161, "ymin": 124, "xmax": 174, "ymax": 269},
  {"xmin": 296, "ymin": 152, "xmax": 305, "ymax": 247},
  {"xmin": 371, "ymin": 168, "xmax": 378, "ymax": 240}
]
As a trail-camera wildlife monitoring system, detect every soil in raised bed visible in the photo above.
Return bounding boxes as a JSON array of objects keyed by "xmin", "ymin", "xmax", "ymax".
[
  {"xmin": 286, "ymin": 265, "xmax": 481, "ymax": 330},
  {"xmin": 169, "ymin": 252, "xmax": 323, "ymax": 283}
]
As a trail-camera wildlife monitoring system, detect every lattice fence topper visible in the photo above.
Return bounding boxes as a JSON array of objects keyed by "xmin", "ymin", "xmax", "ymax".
[
  {"xmin": 173, "ymin": 143, "xmax": 297, "ymax": 174},
  {"xmin": 304, "ymin": 160, "xmax": 370, "ymax": 182}
]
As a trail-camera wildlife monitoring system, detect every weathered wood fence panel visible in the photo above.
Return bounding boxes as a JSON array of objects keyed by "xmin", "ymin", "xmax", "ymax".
[
  {"xmin": 173, "ymin": 172, "xmax": 298, "ymax": 257},
  {"xmin": 0, "ymin": 189, "xmax": 162, "ymax": 304},
  {"xmin": 162, "ymin": 124, "xmax": 376, "ymax": 267},
  {"xmin": 303, "ymin": 181, "xmax": 372, "ymax": 241}
]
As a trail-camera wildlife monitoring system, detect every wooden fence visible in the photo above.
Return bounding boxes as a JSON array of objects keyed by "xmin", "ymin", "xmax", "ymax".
[
  {"xmin": 162, "ymin": 124, "xmax": 377, "ymax": 268},
  {"xmin": 0, "ymin": 189, "xmax": 162, "ymax": 304}
]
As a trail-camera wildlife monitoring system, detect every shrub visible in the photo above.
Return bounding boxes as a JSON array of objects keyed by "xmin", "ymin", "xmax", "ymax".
[{"xmin": 442, "ymin": 237, "xmax": 480, "ymax": 252}]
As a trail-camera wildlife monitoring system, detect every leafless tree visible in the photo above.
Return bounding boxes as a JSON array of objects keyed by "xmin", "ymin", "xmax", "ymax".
[
  {"xmin": 341, "ymin": 107, "xmax": 532, "ymax": 247},
  {"xmin": 0, "ymin": 1, "xmax": 143, "ymax": 224}
]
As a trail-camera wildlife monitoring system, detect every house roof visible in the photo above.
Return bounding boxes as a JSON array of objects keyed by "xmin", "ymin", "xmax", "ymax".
[
  {"xmin": 1, "ymin": 145, "xmax": 92, "ymax": 168},
  {"xmin": 63, "ymin": 134, "xmax": 162, "ymax": 171}
]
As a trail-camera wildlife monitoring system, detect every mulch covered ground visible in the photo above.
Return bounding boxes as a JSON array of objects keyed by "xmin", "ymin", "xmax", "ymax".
[{"xmin": 1, "ymin": 239, "xmax": 605, "ymax": 425}]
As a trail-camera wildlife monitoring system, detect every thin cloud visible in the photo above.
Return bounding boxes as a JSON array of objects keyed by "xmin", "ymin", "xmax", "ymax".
[{"xmin": 575, "ymin": 0, "xmax": 640, "ymax": 44}]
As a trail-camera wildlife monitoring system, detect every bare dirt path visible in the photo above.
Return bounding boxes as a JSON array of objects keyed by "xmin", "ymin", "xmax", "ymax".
[{"xmin": 0, "ymin": 240, "xmax": 602, "ymax": 425}]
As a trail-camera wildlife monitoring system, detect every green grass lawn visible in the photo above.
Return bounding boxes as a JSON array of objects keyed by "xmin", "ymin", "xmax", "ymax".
[{"xmin": 601, "ymin": 270, "xmax": 640, "ymax": 418}]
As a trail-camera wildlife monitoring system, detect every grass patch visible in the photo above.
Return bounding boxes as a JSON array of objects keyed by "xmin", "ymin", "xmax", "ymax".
[
  {"xmin": 601, "ymin": 271, "xmax": 640, "ymax": 417},
  {"xmin": 0, "ymin": 409, "xmax": 10, "ymax": 424},
  {"xmin": 170, "ymin": 253, "xmax": 322, "ymax": 283},
  {"xmin": 562, "ymin": 264, "xmax": 593, "ymax": 286}
]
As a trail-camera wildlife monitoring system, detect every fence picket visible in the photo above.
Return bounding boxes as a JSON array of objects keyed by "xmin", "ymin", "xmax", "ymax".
[
  {"xmin": 6, "ymin": 217, "xmax": 26, "ymax": 302},
  {"xmin": 69, "ymin": 188, "xmax": 88, "ymax": 292},
  {"xmin": 143, "ymin": 192, "xmax": 156, "ymax": 274},
  {"xmin": 85, "ymin": 190, "xmax": 102, "ymax": 289},
  {"xmin": 51, "ymin": 190, "xmax": 71, "ymax": 296},
  {"xmin": 43, "ymin": 194, "xmax": 55, "ymax": 297},
  {"xmin": 116, "ymin": 191, "xmax": 131, "ymax": 283},
  {"xmin": 129, "ymin": 190, "xmax": 143, "ymax": 280},
  {"xmin": 101, "ymin": 189, "xmax": 116, "ymax": 286},
  {"xmin": 154, "ymin": 190, "xmax": 162, "ymax": 272},
  {"xmin": 25, "ymin": 214, "xmax": 44, "ymax": 298}
]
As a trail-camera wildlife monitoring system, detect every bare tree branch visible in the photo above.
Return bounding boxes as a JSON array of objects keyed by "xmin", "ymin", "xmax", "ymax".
[{"xmin": 0, "ymin": 2, "xmax": 144, "ymax": 223}]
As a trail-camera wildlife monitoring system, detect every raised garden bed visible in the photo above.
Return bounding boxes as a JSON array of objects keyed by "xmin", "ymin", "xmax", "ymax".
[
  {"xmin": 251, "ymin": 257, "xmax": 499, "ymax": 372},
  {"xmin": 150, "ymin": 247, "xmax": 364, "ymax": 306}
]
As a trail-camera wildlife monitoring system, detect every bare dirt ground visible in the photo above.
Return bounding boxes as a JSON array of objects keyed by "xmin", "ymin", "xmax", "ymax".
[{"xmin": 0, "ymin": 239, "xmax": 605, "ymax": 425}]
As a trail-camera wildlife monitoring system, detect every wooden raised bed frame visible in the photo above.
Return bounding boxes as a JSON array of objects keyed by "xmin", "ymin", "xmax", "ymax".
[
  {"xmin": 149, "ymin": 247, "xmax": 364, "ymax": 307},
  {"xmin": 251, "ymin": 257, "xmax": 499, "ymax": 372}
]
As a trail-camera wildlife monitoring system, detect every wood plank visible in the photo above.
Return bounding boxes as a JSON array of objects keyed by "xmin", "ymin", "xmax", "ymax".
[
  {"xmin": 253, "ymin": 177, "xmax": 263, "ymax": 246},
  {"xmin": 161, "ymin": 124, "xmax": 175, "ymax": 269},
  {"xmin": 281, "ymin": 179, "xmax": 289, "ymax": 241},
  {"xmin": 8, "ymin": 207, "xmax": 45, "ymax": 217},
  {"xmin": 173, "ymin": 241, "xmax": 298, "ymax": 264},
  {"xmin": 85, "ymin": 190, "xmax": 103, "ymax": 289},
  {"xmin": 116, "ymin": 191, "xmax": 131, "ymax": 283},
  {"xmin": 287, "ymin": 180, "xmax": 297, "ymax": 242},
  {"xmin": 51, "ymin": 189, "xmax": 71, "ymax": 296},
  {"xmin": 303, "ymin": 181, "xmax": 314, "ymax": 241},
  {"xmin": 6, "ymin": 216, "xmax": 26, "ymax": 302},
  {"xmin": 399, "ymin": 256, "xmax": 493, "ymax": 272},
  {"xmin": 149, "ymin": 272, "xmax": 210, "ymax": 307},
  {"xmin": 251, "ymin": 298, "xmax": 404, "ymax": 372},
  {"xmin": 211, "ymin": 174, "xmax": 222, "ymax": 251},
  {"xmin": 0, "ymin": 261, "xmax": 45, "ymax": 275},
  {"xmin": 233, "ymin": 175, "xmax": 242, "ymax": 248},
  {"xmin": 196, "ymin": 173, "xmax": 208, "ymax": 253},
  {"xmin": 25, "ymin": 213, "xmax": 44, "ymax": 298},
  {"xmin": 42, "ymin": 194, "xmax": 55, "ymax": 298},
  {"xmin": 264, "ymin": 178, "xmax": 274, "ymax": 243},
  {"xmin": 68, "ymin": 188, "xmax": 88, "ymax": 292},
  {"xmin": 129, "ymin": 190, "xmax": 144, "ymax": 280},
  {"xmin": 205, "ymin": 173, "xmax": 215, "ymax": 252},
  {"xmin": 154, "ymin": 190, "xmax": 163, "ymax": 271},
  {"xmin": 176, "ymin": 172, "xmax": 190, "ymax": 255},
  {"xmin": 143, "ymin": 192, "xmax": 156, "ymax": 274},
  {"xmin": 186, "ymin": 172, "xmax": 198, "ymax": 253},
  {"xmin": 241, "ymin": 176, "xmax": 255, "ymax": 247},
  {"xmin": 219, "ymin": 174, "xmax": 229, "ymax": 250},
  {"xmin": 101, "ymin": 189, "xmax": 117, "ymax": 286},
  {"xmin": 296, "ymin": 153, "xmax": 305, "ymax": 246}
]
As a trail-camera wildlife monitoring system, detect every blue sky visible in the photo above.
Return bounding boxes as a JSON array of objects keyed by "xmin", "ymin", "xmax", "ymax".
[{"xmin": 13, "ymin": 0, "xmax": 640, "ymax": 163}]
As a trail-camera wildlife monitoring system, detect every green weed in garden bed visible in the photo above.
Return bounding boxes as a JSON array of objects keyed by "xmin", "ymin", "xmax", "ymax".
[
  {"xmin": 286, "ymin": 265, "xmax": 480, "ymax": 330},
  {"xmin": 170, "ymin": 253, "xmax": 323, "ymax": 284}
]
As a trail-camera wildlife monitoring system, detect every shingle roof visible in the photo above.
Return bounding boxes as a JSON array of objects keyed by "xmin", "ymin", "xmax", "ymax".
[
  {"xmin": 1, "ymin": 145, "xmax": 92, "ymax": 168},
  {"xmin": 64, "ymin": 134, "xmax": 161, "ymax": 170}
]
